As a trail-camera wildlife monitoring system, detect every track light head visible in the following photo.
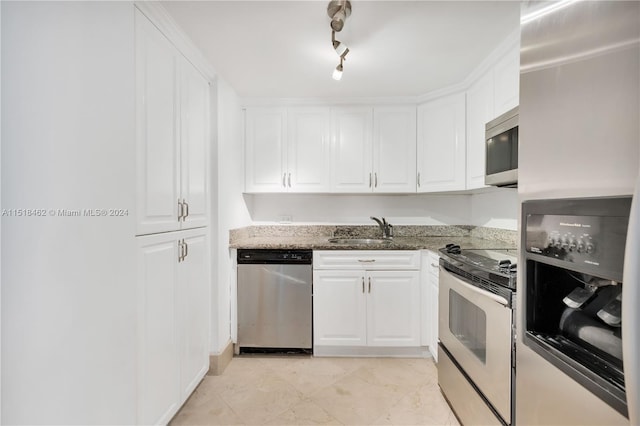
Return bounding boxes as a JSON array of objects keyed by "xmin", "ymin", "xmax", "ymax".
[
  {"xmin": 331, "ymin": 31, "xmax": 349, "ymax": 57},
  {"xmin": 332, "ymin": 62, "xmax": 343, "ymax": 81}
]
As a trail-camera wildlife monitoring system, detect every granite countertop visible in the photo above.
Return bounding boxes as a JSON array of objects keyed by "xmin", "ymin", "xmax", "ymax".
[{"xmin": 229, "ymin": 225, "xmax": 517, "ymax": 251}]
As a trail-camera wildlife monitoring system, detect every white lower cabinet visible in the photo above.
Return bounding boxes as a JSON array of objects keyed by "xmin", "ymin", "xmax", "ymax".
[
  {"xmin": 426, "ymin": 250, "xmax": 440, "ymax": 361},
  {"xmin": 313, "ymin": 270, "xmax": 368, "ymax": 346},
  {"xmin": 137, "ymin": 228, "xmax": 209, "ymax": 425},
  {"xmin": 313, "ymin": 251, "xmax": 421, "ymax": 352},
  {"xmin": 366, "ymin": 270, "xmax": 421, "ymax": 346}
]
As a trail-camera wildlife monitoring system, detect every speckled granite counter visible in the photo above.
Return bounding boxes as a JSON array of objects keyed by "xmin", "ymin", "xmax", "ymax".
[{"xmin": 229, "ymin": 225, "xmax": 517, "ymax": 251}]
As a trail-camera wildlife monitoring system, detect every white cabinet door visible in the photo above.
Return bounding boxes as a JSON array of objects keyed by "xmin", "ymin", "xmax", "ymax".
[
  {"xmin": 137, "ymin": 229, "xmax": 210, "ymax": 425},
  {"xmin": 493, "ymin": 43, "xmax": 520, "ymax": 118},
  {"xmin": 417, "ymin": 93, "xmax": 466, "ymax": 192},
  {"xmin": 367, "ymin": 270, "xmax": 421, "ymax": 347},
  {"xmin": 373, "ymin": 106, "xmax": 417, "ymax": 193},
  {"xmin": 135, "ymin": 10, "xmax": 210, "ymax": 235},
  {"xmin": 313, "ymin": 270, "xmax": 367, "ymax": 346},
  {"xmin": 245, "ymin": 107, "xmax": 287, "ymax": 192},
  {"xmin": 179, "ymin": 58, "xmax": 209, "ymax": 229},
  {"xmin": 426, "ymin": 251, "xmax": 440, "ymax": 361},
  {"xmin": 137, "ymin": 234, "xmax": 180, "ymax": 425},
  {"xmin": 135, "ymin": 11, "xmax": 180, "ymax": 235},
  {"xmin": 330, "ymin": 107, "xmax": 373, "ymax": 192},
  {"xmin": 466, "ymin": 72, "xmax": 494, "ymax": 189},
  {"xmin": 287, "ymin": 107, "xmax": 331, "ymax": 192},
  {"xmin": 179, "ymin": 230, "xmax": 209, "ymax": 401}
]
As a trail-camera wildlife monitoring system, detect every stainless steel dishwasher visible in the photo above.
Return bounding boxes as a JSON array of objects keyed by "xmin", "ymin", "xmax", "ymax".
[{"xmin": 236, "ymin": 249, "xmax": 312, "ymax": 354}]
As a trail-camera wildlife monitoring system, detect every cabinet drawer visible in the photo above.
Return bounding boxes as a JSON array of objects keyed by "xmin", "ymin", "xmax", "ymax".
[{"xmin": 313, "ymin": 250, "xmax": 420, "ymax": 270}]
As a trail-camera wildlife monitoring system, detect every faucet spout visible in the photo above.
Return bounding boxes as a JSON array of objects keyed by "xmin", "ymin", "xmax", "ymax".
[{"xmin": 370, "ymin": 216, "xmax": 393, "ymax": 239}]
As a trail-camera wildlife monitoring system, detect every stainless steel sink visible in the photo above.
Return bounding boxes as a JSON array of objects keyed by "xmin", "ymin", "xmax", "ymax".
[{"xmin": 328, "ymin": 237, "xmax": 393, "ymax": 245}]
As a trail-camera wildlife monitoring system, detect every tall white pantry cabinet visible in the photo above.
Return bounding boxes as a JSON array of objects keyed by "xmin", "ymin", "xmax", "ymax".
[
  {"xmin": 2, "ymin": 2, "xmax": 209, "ymax": 425},
  {"xmin": 135, "ymin": 7, "xmax": 211, "ymax": 426}
]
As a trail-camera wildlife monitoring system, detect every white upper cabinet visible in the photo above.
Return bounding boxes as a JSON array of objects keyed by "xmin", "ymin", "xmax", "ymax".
[
  {"xmin": 244, "ymin": 107, "xmax": 287, "ymax": 192},
  {"xmin": 466, "ymin": 42, "xmax": 519, "ymax": 190},
  {"xmin": 135, "ymin": 10, "xmax": 209, "ymax": 235},
  {"xmin": 179, "ymin": 56, "xmax": 210, "ymax": 230},
  {"xmin": 466, "ymin": 72, "xmax": 494, "ymax": 190},
  {"xmin": 417, "ymin": 92, "xmax": 466, "ymax": 192},
  {"xmin": 245, "ymin": 107, "xmax": 331, "ymax": 192},
  {"xmin": 330, "ymin": 107, "xmax": 374, "ymax": 192},
  {"xmin": 245, "ymin": 105, "xmax": 417, "ymax": 194},
  {"xmin": 373, "ymin": 106, "xmax": 417, "ymax": 193},
  {"xmin": 288, "ymin": 107, "xmax": 331, "ymax": 192},
  {"xmin": 493, "ymin": 43, "xmax": 520, "ymax": 118},
  {"xmin": 135, "ymin": 11, "xmax": 180, "ymax": 235}
]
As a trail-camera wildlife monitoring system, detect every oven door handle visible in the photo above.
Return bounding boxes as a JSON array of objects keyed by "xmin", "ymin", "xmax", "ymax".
[{"xmin": 442, "ymin": 267, "xmax": 509, "ymax": 307}]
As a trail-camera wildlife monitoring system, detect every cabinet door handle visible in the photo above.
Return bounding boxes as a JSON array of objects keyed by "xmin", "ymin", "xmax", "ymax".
[
  {"xmin": 183, "ymin": 239, "xmax": 188, "ymax": 260},
  {"xmin": 417, "ymin": 172, "xmax": 421, "ymax": 188},
  {"xmin": 368, "ymin": 277, "xmax": 371, "ymax": 293},
  {"xmin": 183, "ymin": 199, "xmax": 189, "ymax": 219},
  {"xmin": 288, "ymin": 173, "xmax": 291, "ymax": 188},
  {"xmin": 362, "ymin": 277, "xmax": 365, "ymax": 293},
  {"xmin": 374, "ymin": 173, "xmax": 378, "ymax": 188},
  {"xmin": 178, "ymin": 199, "xmax": 184, "ymax": 221},
  {"xmin": 178, "ymin": 239, "xmax": 183, "ymax": 262},
  {"xmin": 369, "ymin": 173, "xmax": 372, "ymax": 188},
  {"xmin": 282, "ymin": 173, "xmax": 286, "ymax": 187}
]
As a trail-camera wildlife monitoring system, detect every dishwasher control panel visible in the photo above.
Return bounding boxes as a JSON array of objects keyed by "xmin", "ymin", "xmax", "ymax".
[{"xmin": 237, "ymin": 249, "xmax": 313, "ymax": 264}]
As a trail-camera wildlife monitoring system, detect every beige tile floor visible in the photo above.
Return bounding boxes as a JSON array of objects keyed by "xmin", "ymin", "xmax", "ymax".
[{"xmin": 171, "ymin": 356, "xmax": 460, "ymax": 425}]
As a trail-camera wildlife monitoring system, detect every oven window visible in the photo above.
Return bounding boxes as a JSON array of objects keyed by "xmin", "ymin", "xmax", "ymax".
[{"xmin": 449, "ymin": 289, "xmax": 487, "ymax": 363}]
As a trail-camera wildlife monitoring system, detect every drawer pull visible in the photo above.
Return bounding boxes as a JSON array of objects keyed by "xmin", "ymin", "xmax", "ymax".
[{"xmin": 358, "ymin": 259, "xmax": 376, "ymax": 263}]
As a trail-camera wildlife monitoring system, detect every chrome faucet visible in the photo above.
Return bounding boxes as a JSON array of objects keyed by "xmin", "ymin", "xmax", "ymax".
[{"xmin": 370, "ymin": 216, "xmax": 393, "ymax": 239}]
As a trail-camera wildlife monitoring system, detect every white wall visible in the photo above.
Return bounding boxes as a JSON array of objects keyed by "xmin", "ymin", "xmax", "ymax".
[
  {"xmin": 212, "ymin": 78, "xmax": 251, "ymax": 353},
  {"xmin": 248, "ymin": 193, "xmax": 471, "ymax": 225},
  {"xmin": 1, "ymin": 2, "xmax": 137, "ymax": 424},
  {"xmin": 247, "ymin": 190, "xmax": 517, "ymax": 228},
  {"xmin": 470, "ymin": 188, "xmax": 518, "ymax": 230}
]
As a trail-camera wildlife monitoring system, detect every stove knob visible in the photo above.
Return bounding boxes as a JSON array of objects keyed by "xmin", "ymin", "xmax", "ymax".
[
  {"xmin": 586, "ymin": 243, "xmax": 595, "ymax": 254},
  {"xmin": 446, "ymin": 244, "xmax": 461, "ymax": 254},
  {"xmin": 499, "ymin": 259, "xmax": 512, "ymax": 267},
  {"xmin": 509, "ymin": 263, "xmax": 517, "ymax": 272}
]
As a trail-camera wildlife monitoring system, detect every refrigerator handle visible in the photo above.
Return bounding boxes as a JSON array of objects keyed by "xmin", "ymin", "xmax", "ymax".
[{"xmin": 623, "ymin": 173, "xmax": 640, "ymax": 425}]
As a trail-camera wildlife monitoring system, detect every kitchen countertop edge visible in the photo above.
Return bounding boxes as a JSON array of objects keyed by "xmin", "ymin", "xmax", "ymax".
[{"xmin": 229, "ymin": 235, "xmax": 515, "ymax": 252}]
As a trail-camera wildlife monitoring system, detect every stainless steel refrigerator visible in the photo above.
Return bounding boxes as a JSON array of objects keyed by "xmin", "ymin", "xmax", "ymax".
[{"xmin": 517, "ymin": 1, "xmax": 640, "ymax": 424}]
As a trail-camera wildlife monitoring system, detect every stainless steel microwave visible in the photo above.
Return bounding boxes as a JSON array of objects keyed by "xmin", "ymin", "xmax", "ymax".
[{"xmin": 485, "ymin": 106, "xmax": 518, "ymax": 187}]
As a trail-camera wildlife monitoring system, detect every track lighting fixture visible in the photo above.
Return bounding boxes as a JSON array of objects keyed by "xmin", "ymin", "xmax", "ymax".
[{"xmin": 327, "ymin": 1, "xmax": 351, "ymax": 80}]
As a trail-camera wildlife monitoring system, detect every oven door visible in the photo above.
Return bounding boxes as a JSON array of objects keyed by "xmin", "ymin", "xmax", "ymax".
[{"xmin": 439, "ymin": 267, "xmax": 513, "ymax": 423}]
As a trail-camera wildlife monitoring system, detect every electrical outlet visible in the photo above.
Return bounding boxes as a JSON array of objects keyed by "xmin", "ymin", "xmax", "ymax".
[{"xmin": 279, "ymin": 215, "xmax": 293, "ymax": 223}]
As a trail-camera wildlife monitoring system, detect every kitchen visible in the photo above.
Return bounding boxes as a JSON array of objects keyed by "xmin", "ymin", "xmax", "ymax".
[{"xmin": 1, "ymin": 1, "xmax": 639, "ymax": 425}]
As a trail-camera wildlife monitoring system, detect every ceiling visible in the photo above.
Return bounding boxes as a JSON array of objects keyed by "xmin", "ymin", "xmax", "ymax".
[{"xmin": 162, "ymin": 1, "xmax": 521, "ymax": 99}]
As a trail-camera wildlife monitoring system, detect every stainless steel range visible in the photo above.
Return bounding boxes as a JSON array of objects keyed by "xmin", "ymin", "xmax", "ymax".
[{"xmin": 437, "ymin": 244, "xmax": 517, "ymax": 426}]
